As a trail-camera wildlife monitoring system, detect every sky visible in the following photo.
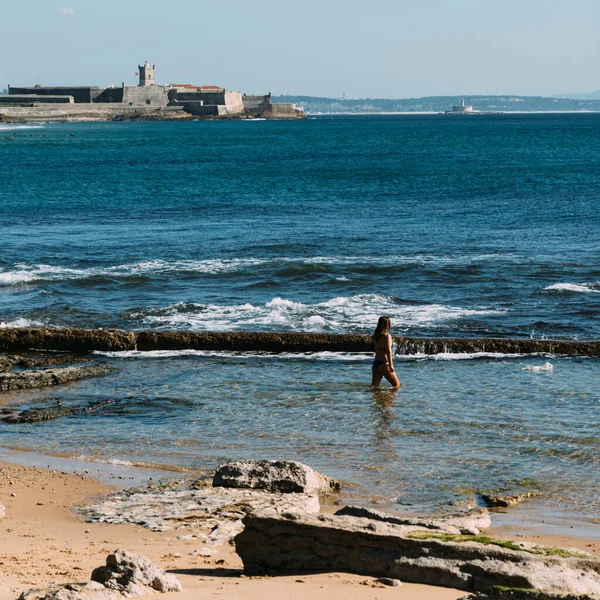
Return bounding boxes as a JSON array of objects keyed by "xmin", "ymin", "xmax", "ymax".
[{"xmin": 1, "ymin": 0, "xmax": 598, "ymax": 98}]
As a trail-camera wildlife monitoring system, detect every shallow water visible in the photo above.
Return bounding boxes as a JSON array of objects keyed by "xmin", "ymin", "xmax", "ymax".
[{"xmin": 1, "ymin": 352, "xmax": 598, "ymax": 518}]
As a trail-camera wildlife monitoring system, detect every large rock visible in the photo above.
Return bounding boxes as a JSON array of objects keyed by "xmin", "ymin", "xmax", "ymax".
[
  {"xmin": 80, "ymin": 484, "xmax": 320, "ymax": 533},
  {"xmin": 481, "ymin": 492, "xmax": 541, "ymax": 508},
  {"xmin": 335, "ymin": 505, "xmax": 491, "ymax": 535},
  {"xmin": 91, "ymin": 549, "xmax": 182, "ymax": 595},
  {"xmin": 19, "ymin": 581, "xmax": 121, "ymax": 600},
  {"xmin": 1, "ymin": 398, "xmax": 114, "ymax": 424},
  {"xmin": 464, "ymin": 589, "xmax": 599, "ymax": 600},
  {"xmin": 0, "ymin": 363, "xmax": 108, "ymax": 391},
  {"xmin": 234, "ymin": 511, "xmax": 600, "ymax": 594},
  {"xmin": 213, "ymin": 460, "xmax": 340, "ymax": 496}
]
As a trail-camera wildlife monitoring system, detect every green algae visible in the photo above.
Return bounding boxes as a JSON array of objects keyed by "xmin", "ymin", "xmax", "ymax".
[{"xmin": 405, "ymin": 532, "xmax": 589, "ymax": 558}]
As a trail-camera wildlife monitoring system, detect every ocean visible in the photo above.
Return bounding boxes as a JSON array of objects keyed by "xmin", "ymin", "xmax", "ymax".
[{"xmin": 0, "ymin": 114, "xmax": 599, "ymax": 523}]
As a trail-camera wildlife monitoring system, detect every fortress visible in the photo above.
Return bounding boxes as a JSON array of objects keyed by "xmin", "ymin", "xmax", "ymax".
[{"xmin": 0, "ymin": 61, "xmax": 305, "ymax": 121}]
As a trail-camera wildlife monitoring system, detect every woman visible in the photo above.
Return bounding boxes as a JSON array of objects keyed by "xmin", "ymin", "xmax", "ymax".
[{"xmin": 371, "ymin": 316, "xmax": 400, "ymax": 388}]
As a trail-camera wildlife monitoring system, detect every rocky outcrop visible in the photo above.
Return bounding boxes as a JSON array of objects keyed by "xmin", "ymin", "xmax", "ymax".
[
  {"xmin": 0, "ymin": 328, "xmax": 598, "ymax": 356},
  {"xmin": 464, "ymin": 589, "xmax": 600, "ymax": 600},
  {"xmin": 80, "ymin": 483, "xmax": 320, "ymax": 533},
  {"xmin": 19, "ymin": 550, "xmax": 182, "ymax": 599},
  {"xmin": 213, "ymin": 460, "xmax": 340, "ymax": 496},
  {"xmin": 0, "ymin": 363, "xmax": 108, "ymax": 391},
  {"xmin": 234, "ymin": 511, "xmax": 600, "ymax": 594},
  {"xmin": 481, "ymin": 492, "xmax": 541, "ymax": 508},
  {"xmin": 91, "ymin": 549, "xmax": 182, "ymax": 595},
  {"xmin": 335, "ymin": 505, "xmax": 491, "ymax": 535},
  {"xmin": 19, "ymin": 581, "xmax": 121, "ymax": 600},
  {"xmin": 0, "ymin": 398, "xmax": 114, "ymax": 423},
  {"xmin": 17, "ymin": 355, "xmax": 91, "ymax": 368},
  {"xmin": 0, "ymin": 355, "xmax": 18, "ymax": 373},
  {"xmin": 0, "ymin": 328, "xmax": 135, "ymax": 353}
]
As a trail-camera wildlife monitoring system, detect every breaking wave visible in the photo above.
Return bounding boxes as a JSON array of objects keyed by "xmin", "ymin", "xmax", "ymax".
[
  {"xmin": 94, "ymin": 349, "xmax": 540, "ymax": 362},
  {"xmin": 0, "ymin": 317, "xmax": 45, "ymax": 328},
  {"xmin": 545, "ymin": 282, "xmax": 600, "ymax": 294},
  {"xmin": 123, "ymin": 294, "xmax": 504, "ymax": 333},
  {"xmin": 0, "ymin": 254, "xmax": 517, "ymax": 287}
]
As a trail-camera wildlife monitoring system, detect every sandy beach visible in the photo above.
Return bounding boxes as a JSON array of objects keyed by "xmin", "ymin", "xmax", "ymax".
[{"xmin": 1, "ymin": 459, "xmax": 599, "ymax": 600}]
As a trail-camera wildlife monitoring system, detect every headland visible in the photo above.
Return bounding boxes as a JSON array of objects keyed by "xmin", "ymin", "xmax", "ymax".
[{"xmin": 0, "ymin": 61, "xmax": 305, "ymax": 123}]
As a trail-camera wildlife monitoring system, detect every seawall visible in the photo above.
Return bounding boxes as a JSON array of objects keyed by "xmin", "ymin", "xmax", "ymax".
[
  {"xmin": 0, "ymin": 328, "xmax": 598, "ymax": 356},
  {"xmin": 0, "ymin": 105, "xmax": 190, "ymax": 122}
]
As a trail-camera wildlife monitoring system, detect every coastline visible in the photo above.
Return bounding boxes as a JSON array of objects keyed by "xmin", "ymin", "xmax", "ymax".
[{"xmin": 2, "ymin": 456, "xmax": 599, "ymax": 600}]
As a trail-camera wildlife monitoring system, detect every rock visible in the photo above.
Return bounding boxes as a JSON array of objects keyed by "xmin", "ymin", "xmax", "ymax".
[
  {"xmin": 376, "ymin": 577, "xmax": 401, "ymax": 587},
  {"xmin": 18, "ymin": 581, "xmax": 121, "ymax": 600},
  {"xmin": 0, "ymin": 355, "xmax": 19, "ymax": 373},
  {"xmin": 438, "ymin": 508, "xmax": 493, "ymax": 535},
  {"xmin": 1, "ymin": 398, "xmax": 114, "ymax": 424},
  {"xmin": 0, "ymin": 328, "xmax": 136, "ymax": 353},
  {"xmin": 91, "ymin": 549, "xmax": 182, "ymax": 595},
  {"xmin": 213, "ymin": 460, "xmax": 340, "ymax": 496},
  {"xmin": 1, "ymin": 327, "xmax": 599, "ymax": 356},
  {"xmin": 335, "ymin": 505, "xmax": 491, "ymax": 535},
  {"xmin": 0, "ymin": 502, "xmax": 5, "ymax": 518},
  {"xmin": 17, "ymin": 355, "xmax": 91, "ymax": 368},
  {"xmin": 0, "ymin": 363, "xmax": 109, "ymax": 392},
  {"xmin": 234, "ymin": 511, "xmax": 600, "ymax": 594},
  {"xmin": 481, "ymin": 492, "xmax": 541, "ymax": 508},
  {"xmin": 463, "ymin": 588, "xmax": 600, "ymax": 599},
  {"xmin": 80, "ymin": 484, "xmax": 320, "ymax": 534}
]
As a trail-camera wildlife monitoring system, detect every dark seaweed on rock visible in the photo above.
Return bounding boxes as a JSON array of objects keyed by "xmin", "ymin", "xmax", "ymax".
[
  {"xmin": 0, "ymin": 363, "xmax": 109, "ymax": 391},
  {"xmin": 1, "ymin": 398, "xmax": 114, "ymax": 424},
  {"xmin": 0, "ymin": 328, "xmax": 598, "ymax": 356}
]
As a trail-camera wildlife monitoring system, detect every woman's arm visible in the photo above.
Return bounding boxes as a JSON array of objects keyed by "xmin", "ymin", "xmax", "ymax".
[{"xmin": 387, "ymin": 334, "xmax": 395, "ymax": 371}]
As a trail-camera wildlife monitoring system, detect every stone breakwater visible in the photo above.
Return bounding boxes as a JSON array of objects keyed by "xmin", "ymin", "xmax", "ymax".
[{"xmin": 0, "ymin": 328, "xmax": 598, "ymax": 356}]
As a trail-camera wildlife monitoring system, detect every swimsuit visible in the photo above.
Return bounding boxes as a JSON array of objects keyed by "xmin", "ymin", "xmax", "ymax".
[{"xmin": 372, "ymin": 359, "xmax": 388, "ymax": 371}]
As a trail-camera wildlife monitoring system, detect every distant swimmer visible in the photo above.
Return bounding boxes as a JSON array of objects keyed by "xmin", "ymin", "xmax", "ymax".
[{"xmin": 371, "ymin": 316, "xmax": 400, "ymax": 389}]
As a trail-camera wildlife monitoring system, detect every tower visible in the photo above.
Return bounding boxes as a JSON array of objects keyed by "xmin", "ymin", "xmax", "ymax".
[{"xmin": 138, "ymin": 61, "xmax": 155, "ymax": 87}]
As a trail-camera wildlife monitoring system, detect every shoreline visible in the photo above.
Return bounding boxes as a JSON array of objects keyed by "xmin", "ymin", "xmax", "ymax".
[
  {"xmin": 2, "ymin": 444, "xmax": 600, "ymax": 543},
  {"xmin": 1, "ymin": 458, "xmax": 600, "ymax": 600}
]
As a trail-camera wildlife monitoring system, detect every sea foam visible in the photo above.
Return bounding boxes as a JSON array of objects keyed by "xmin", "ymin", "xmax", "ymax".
[
  {"xmin": 127, "ymin": 294, "xmax": 503, "ymax": 333},
  {"xmin": 545, "ymin": 282, "xmax": 600, "ymax": 294}
]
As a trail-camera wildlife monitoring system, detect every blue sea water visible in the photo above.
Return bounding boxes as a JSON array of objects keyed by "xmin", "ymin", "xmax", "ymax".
[{"xmin": 0, "ymin": 115, "xmax": 599, "ymax": 521}]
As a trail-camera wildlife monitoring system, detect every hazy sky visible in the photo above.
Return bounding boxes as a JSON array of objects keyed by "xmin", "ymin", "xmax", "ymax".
[{"xmin": 2, "ymin": 0, "xmax": 598, "ymax": 98}]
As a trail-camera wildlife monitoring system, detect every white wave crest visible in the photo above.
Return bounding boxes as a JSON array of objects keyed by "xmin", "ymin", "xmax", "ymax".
[
  {"xmin": 0, "ymin": 317, "xmax": 45, "ymax": 328},
  {"xmin": 75, "ymin": 455, "xmax": 134, "ymax": 466},
  {"xmin": 0, "ymin": 253, "xmax": 519, "ymax": 287},
  {"xmin": 0, "ymin": 124, "xmax": 45, "ymax": 131},
  {"xmin": 127, "ymin": 295, "xmax": 504, "ymax": 333},
  {"xmin": 545, "ymin": 282, "xmax": 600, "ymax": 294},
  {"xmin": 94, "ymin": 349, "xmax": 549, "ymax": 363}
]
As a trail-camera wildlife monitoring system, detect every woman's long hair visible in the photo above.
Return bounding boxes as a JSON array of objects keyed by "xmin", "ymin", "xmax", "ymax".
[{"xmin": 373, "ymin": 316, "xmax": 391, "ymax": 342}]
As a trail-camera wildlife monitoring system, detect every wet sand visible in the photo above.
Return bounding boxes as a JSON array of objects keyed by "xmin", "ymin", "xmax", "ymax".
[{"xmin": 2, "ymin": 459, "xmax": 600, "ymax": 600}]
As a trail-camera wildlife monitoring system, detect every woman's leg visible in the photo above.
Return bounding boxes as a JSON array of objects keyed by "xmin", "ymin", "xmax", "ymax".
[
  {"xmin": 381, "ymin": 365, "xmax": 400, "ymax": 389},
  {"xmin": 371, "ymin": 366, "xmax": 384, "ymax": 387}
]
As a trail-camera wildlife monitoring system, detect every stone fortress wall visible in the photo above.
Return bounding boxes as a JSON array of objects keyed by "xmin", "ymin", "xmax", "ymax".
[
  {"xmin": 8, "ymin": 86, "xmax": 102, "ymax": 103},
  {"xmin": 0, "ymin": 94, "xmax": 74, "ymax": 104}
]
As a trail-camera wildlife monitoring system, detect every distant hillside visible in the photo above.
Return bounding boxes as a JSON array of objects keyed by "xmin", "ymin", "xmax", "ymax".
[
  {"xmin": 553, "ymin": 90, "xmax": 600, "ymax": 100},
  {"xmin": 273, "ymin": 95, "xmax": 600, "ymax": 114}
]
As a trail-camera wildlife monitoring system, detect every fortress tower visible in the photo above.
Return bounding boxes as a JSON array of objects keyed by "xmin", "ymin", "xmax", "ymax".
[{"xmin": 138, "ymin": 61, "xmax": 155, "ymax": 87}]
